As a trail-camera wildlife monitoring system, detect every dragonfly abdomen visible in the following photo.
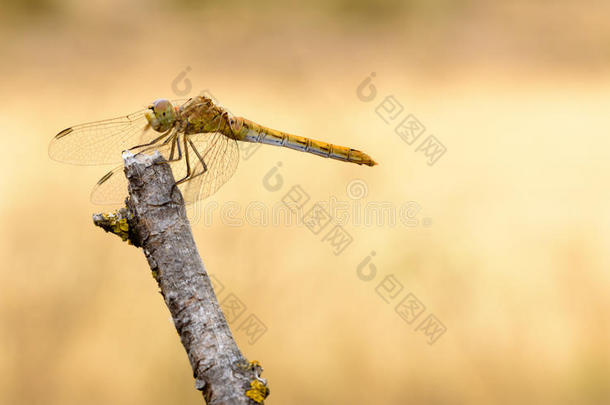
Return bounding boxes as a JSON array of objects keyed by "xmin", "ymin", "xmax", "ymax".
[{"xmin": 237, "ymin": 119, "xmax": 377, "ymax": 166}]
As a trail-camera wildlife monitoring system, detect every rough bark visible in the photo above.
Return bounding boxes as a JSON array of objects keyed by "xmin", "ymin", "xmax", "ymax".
[{"xmin": 93, "ymin": 151, "xmax": 267, "ymax": 404}]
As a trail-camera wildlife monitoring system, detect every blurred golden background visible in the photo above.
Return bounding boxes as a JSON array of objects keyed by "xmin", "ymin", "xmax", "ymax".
[{"xmin": 1, "ymin": 0, "xmax": 609, "ymax": 403}]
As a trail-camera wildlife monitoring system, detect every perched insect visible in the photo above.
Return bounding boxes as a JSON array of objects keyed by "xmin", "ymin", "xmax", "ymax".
[{"xmin": 50, "ymin": 96, "xmax": 377, "ymax": 204}]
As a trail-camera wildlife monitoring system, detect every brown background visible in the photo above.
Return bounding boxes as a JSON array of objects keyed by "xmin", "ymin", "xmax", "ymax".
[{"xmin": 1, "ymin": 0, "xmax": 609, "ymax": 403}]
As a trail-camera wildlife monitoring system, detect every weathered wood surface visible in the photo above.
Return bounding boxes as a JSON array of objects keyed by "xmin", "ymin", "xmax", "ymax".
[{"xmin": 93, "ymin": 151, "xmax": 267, "ymax": 404}]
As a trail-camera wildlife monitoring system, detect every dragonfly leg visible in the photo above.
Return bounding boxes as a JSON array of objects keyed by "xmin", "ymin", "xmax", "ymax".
[
  {"xmin": 173, "ymin": 138, "xmax": 209, "ymax": 193},
  {"xmin": 168, "ymin": 134, "xmax": 178, "ymax": 160},
  {"xmin": 175, "ymin": 135, "xmax": 192, "ymax": 185},
  {"xmin": 188, "ymin": 137, "xmax": 208, "ymax": 174},
  {"xmin": 159, "ymin": 133, "xmax": 183, "ymax": 163},
  {"xmin": 129, "ymin": 127, "xmax": 173, "ymax": 151},
  {"xmin": 171, "ymin": 123, "xmax": 216, "ymax": 186},
  {"xmin": 180, "ymin": 164, "xmax": 206, "ymax": 188},
  {"xmin": 135, "ymin": 128, "xmax": 184, "ymax": 164}
]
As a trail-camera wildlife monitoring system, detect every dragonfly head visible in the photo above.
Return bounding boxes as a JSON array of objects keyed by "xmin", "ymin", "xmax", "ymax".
[{"xmin": 145, "ymin": 99, "xmax": 177, "ymax": 132}]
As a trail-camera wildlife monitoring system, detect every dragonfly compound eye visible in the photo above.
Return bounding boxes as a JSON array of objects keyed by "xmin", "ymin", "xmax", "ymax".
[
  {"xmin": 153, "ymin": 99, "xmax": 172, "ymax": 114},
  {"xmin": 146, "ymin": 99, "xmax": 176, "ymax": 132}
]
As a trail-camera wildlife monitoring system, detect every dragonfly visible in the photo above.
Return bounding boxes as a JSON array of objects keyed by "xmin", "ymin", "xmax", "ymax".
[{"xmin": 49, "ymin": 96, "xmax": 378, "ymax": 205}]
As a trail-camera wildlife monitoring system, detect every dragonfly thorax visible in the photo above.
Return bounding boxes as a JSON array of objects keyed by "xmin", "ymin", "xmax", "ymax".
[{"xmin": 145, "ymin": 99, "xmax": 178, "ymax": 132}]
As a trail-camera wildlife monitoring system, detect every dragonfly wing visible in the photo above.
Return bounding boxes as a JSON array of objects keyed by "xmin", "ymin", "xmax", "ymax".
[
  {"xmin": 90, "ymin": 165, "xmax": 129, "ymax": 205},
  {"xmin": 180, "ymin": 132, "xmax": 240, "ymax": 204},
  {"xmin": 90, "ymin": 141, "xmax": 175, "ymax": 205},
  {"xmin": 89, "ymin": 133, "xmax": 239, "ymax": 205},
  {"xmin": 49, "ymin": 108, "xmax": 164, "ymax": 165},
  {"xmin": 171, "ymin": 98, "xmax": 191, "ymax": 107}
]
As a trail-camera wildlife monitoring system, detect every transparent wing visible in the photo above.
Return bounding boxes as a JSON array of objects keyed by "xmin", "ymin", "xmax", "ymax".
[
  {"xmin": 49, "ymin": 99, "xmax": 191, "ymax": 165},
  {"xmin": 89, "ymin": 140, "xmax": 174, "ymax": 205},
  {"xmin": 49, "ymin": 109, "xmax": 153, "ymax": 165},
  {"xmin": 181, "ymin": 132, "xmax": 240, "ymax": 204},
  {"xmin": 88, "ymin": 166, "xmax": 129, "ymax": 205},
  {"xmin": 90, "ymin": 132, "xmax": 239, "ymax": 206}
]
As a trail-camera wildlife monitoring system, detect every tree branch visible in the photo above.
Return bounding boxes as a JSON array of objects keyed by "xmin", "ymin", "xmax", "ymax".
[{"xmin": 93, "ymin": 151, "xmax": 268, "ymax": 404}]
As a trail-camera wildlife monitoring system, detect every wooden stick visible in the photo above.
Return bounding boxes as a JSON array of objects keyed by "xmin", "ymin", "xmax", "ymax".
[{"xmin": 93, "ymin": 151, "xmax": 268, "ymax": 404}]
